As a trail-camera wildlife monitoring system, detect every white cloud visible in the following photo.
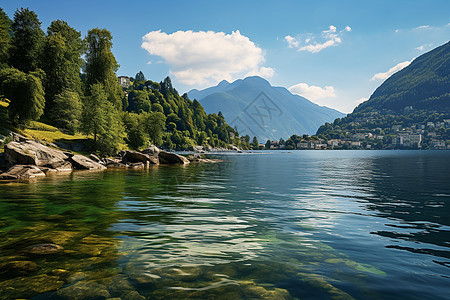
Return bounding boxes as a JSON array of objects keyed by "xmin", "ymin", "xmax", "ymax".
[
  {"xmin": 371, "ymin": 61, "xmax": 411, "ymax": 81},
  {"xmin": 285, "ymin": 25, "xmax": 351, "ymax": 53},
  {"xmin": 415, "ymin": 43, "xmax": 433, "ymax": 51},
  {"xmin": 395, "ymin": 29, "xmax": 400, "ymax": 33},
  {"xmin": 288, "ymin": 83, "xmax": 337, "ymax": 101},
  {"xmin": 415, "ymin": 25, "xmax": 431, "ymax": 30},
  {"xmin": 141, "ymin": 30, "xmax": 274, "ymax": 86},
  {"xmin": 355, "ymin": 97, "xmax": 369, "ymax": 104},
  {"xmin": 285, "ymin": 35, "xmax": 299, "ymax": 48}
]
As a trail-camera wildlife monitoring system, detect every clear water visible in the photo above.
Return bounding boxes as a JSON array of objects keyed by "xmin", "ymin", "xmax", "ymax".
[{"xmin": 0, "ymin": 150, "xmax": 449, "ymax": 299}]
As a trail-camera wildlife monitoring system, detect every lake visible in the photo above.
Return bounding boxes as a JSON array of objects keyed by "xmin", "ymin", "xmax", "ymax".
[{"xmin": 0, "ymin": 150, "xmax": 449, "ymax": 299}]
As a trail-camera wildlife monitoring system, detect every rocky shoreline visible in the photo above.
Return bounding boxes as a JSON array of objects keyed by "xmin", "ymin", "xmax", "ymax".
[{"xmin": 0, "ymin": 135, "xmax": 224, "ymax": 180}]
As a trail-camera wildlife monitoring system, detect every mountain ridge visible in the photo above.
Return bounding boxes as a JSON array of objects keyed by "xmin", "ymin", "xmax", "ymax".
[{"xmin": 189, "ymin": 76, "xmax": 345, "ymax": 141}]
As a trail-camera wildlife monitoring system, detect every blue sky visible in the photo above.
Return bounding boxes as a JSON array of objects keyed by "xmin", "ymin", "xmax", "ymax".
[{"xmin": 3, "ymin": 0, "xmax": 450, "ymax": 112}]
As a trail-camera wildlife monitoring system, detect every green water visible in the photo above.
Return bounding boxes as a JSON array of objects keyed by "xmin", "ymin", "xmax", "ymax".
[{"xmin": 0, "ymin": 151, "xmax": 450, "ymax": 299}]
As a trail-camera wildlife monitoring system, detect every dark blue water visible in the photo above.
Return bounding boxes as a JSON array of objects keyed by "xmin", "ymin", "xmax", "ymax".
[{"xmin": 0, "ymin": 150, "xmax": 449, "ymax": 299}]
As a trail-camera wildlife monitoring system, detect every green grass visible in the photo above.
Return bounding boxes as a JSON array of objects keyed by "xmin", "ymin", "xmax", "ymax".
[{"xmin": 23, "ymin": 121, "xmax": 89, "ymax": 143}]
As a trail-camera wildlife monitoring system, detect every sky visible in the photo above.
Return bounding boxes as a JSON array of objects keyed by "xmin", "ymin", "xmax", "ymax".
[{"xmin": 2, "ymin": 0, "xmax": 450, "ymax": 113}]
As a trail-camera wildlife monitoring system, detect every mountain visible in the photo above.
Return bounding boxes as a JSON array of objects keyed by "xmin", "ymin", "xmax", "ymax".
[
  {"xmin": 315, "ymin": 41, "xmax": 450, "ymax": 150},
  {"xmin": 355, "ymin": 41, "xmax": 450, "ymax": 113},
  {"xmin": 188, "ymin": 76, "xmax": 344, "ymax": 141}
]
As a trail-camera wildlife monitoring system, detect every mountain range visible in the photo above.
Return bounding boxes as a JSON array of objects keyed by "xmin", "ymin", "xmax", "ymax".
[{"xmin": 188, "ymin": 76, "xmax": 344, "ymax": 141}]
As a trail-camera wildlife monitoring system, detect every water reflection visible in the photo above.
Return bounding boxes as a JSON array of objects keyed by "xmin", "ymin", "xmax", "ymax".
[{"xmin": 0, "ymin": 151, "xmax": 449, "ymax": 299}]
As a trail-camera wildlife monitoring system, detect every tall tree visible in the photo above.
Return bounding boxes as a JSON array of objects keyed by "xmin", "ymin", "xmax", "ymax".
[
  {"xmin": 0, "ymin": 8, "xmax": 12, "ymax": 67},
  {"xmin": 81, "ymin": 83, "xmax": 124, "ymax": 154},
  {"xmin": 84, "ymin": 28, "xmax": 122, "ymax": 108},
  {"xmin": 51, "ymin": 90, "xmax": 82, "ymax": 134},
  {"xmin": 0, "ymin": 68, "xmax": 45, "ymax": 125},
  {"xmin": 8, "ymin": 8, "xmax": 44, "ymax": 72},
  {"xmin": 143, "ymin": 111, "xmax": 166, "ymax": 146},
  {"xmin": 41, "ymin": 20, "xmax": 84, "ymax": 115}
]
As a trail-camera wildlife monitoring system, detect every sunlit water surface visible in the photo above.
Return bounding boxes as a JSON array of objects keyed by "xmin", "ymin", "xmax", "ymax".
[{"xmin": 0, "ymin": 150, "xmax": 449, "ymax": 299}]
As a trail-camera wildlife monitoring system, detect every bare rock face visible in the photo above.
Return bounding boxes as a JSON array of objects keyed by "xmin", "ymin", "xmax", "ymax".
[
  {"xmin": 122, "ymin": 150, "xmax": 159, "ymax": 164},
  {"xmin": 0, "ymin": 165, "xmax": 46, "ymax": 180},
  {"xmin": 158, "ymin": 151, "xmax": 190, "ymax": 164},
  {"xmin": 4, "ymin": 140, "xmax": 68, "ymax": 167},
  {"xmin": 69, "ymin": 155, "xmax": 106, "ymax": 170},
  {"xmin": 44, "ymin": 160, "xmax": 73, "ymax": 172}
]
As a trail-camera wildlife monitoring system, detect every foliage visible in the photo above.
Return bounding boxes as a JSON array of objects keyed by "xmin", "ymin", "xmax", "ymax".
[
  {"xmin": 81, "ymin": 83, "xmax": 124, "ymax": 154},
  {"xmin": 51, "ymin": 90, "xmax": 82, "ymax": 134},
  {"xmin": 0, "ymin": 67, "xmax": 45, "ymax": 125},
  {"xmin": 84, "ymin": 28, "xmax": 122, "ymax": 108},
  {"xmin": 0, "ymin": 8, "xmax": 12, "ymax": 67},
  {"xmin": 355, "ymin": 41, "xmax": 450, "ymax": 113},
  {"xmin": 41, "ymin": 20, "xmax": 84, "ymax": 115},
  {"xmin": 8, "ymin": 8, "xmax": 45, "ymax": 72}
]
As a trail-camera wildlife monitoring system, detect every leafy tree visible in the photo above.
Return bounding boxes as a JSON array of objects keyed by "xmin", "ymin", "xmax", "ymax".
[
  {"xmin": 122, "ymin": 112, "xmax": 148, "ymax": 149},
  {"xmin": 265, "ymin": 139, "xmax": 271, "ymax": 149},
  {"xmin": 143, "ymin": 111, "xmax": 166, "ymax": 146},
  {"xmin": 8, "ymin": 8, "xmax": 44, "ymax": 72},
  {"xmin": 41, "ymin": 20, "xmax": 83, "ymax": 115},
  {"xmin": 0, "ymin": 8, "xmax": 12, "ymax": 67},
  {"xmin": 84, "ymin": 28, "xmax": 122, "ymax": 108},
  {"xmin": 51, "ymin": 90, "xmax": 82, "ymax": 133},
  {"xmin": 0, "ymin": 68, "xmax": 45, "ymax": 124},
  {"xmin": 81, "ymin": 83, "xmax": 124, "ymax": 154}
]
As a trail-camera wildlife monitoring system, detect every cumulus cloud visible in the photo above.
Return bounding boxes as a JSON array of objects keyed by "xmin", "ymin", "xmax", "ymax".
[
  {"xmin": 371, "ymin": 61, "xmax": 411, "ymax": 81},
  {"xmin": 141, "ymin": 30, "xmax": 274, "ymax": 86},
  {"xmin": 288, "ymin": 83, "xmax": 336, "ymax": 101},
  {"xmin": 284, "ymin": 25, "xmax": 351, "ymax": 53},
  {"xmin": 284, "ymin": 35, "xmax": 299, "ymax": 48}
]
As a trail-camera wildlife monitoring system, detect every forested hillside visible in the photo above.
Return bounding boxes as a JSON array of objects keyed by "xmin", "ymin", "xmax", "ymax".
[{"xmin": 0, "ymin": 7, "xmax": 243, "ymax": 155}]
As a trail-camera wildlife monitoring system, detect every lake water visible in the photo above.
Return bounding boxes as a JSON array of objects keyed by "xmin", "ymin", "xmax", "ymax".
[{"xmin": 0, "ymin": 150, "xmax": 450, "ymax": 299}]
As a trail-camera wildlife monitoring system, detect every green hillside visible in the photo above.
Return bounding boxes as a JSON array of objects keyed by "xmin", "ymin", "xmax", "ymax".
[{"xmin": 355, "ymin": 41, "xmax": 449, "ymax": 113}]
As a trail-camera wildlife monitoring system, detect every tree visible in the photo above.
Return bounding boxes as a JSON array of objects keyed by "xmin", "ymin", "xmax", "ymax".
[
  {"xmin": 84, "ymin": 28, "xmax": 122, "ymax": 108},
  {"xmin": 8, "ymin": 8, "xmax": 44, "ymax": 72},
  {"xmin": 51, "ymin": 90, "xmax": 82, "ymax": 133},
  {"xmin": 122, "ymin": 112, "xmax": 148, "ymax": 149},
  {"xmin": 0, "ymin": 8, "xmax": 12, "ymax": 67},
  {"xmin": 81, "ymin": 83, "xmax": 124, "ymax": 154},
  {"xmin": 265, "ymin": 139, "xmax": 271, "ymax": 149},
  {"xmin": 143, "ymin": 111, "xmax": 166, "ymax": 146},
  {"xmin": 135, "ymin": 71, "xmax": 146, "ymax": 82},
  {"xmin": 251, "ymin": 136, "xmax": 259, "ymax": 149},
  {"xmin": 41, "ymin": 20, "xmax": 83, "ymax": 115},
  {"xmin": 0, "ymin": 68, "xmax": 45, "ymax": 125}
]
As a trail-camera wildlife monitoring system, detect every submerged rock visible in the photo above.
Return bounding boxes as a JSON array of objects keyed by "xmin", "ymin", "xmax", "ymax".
[
  {"xmin": 158, "ymin": 151, "xmax": 190, "ymax": 164},
  {"xmin": 57, "ymin": 280, "xmax": 110, "ymax": 300},
  {"xmin": 69, "ymin": 154, "xmax": 106, "ymax": 170},
  {"xmin": 23, "ymin": 243, "xmax": 64, "ymax": 255},
  {"xmin": 0, "ymin": 165, "xmax": 46, "ymax": 180},
  {"xmin": 0, "ymin": 260, "xmax": 39, "ymax": 277},
  {"xmin": 4, "ymin": 140, "xmax": 68, "ymax": 167}
]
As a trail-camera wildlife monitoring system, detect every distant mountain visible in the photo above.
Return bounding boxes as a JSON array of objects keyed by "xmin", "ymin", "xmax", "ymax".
[
  {"xmin": 188, "ymin": 76, "xmax": 344, "ymax": 141},
  {"xmin": 355, "ymin": 41, "xmax": 450, "ymax": 113}
]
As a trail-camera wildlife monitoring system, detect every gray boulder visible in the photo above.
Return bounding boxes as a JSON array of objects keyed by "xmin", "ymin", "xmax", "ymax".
[
  {"xmin": 142, "ymin": 145, "xmax": 160, "ymax": 155},
  {"xmin": 69, "ymin": 155, "xmax": 106, "ymax": 170},
  {"xmin": 89, "ymin": 154, "xmax": 101, "ymax": 163},
  {"xmin": 158, "ymin": 151, "xmax": 190, "ymax": 164},
  {"xmin": 0, "ymin": 165, "xmax": 46, "ymax": 180},
  {"xmin": 122, "ymin": 150, "xmax": 158, "ymax": 165},
  {"xmin": 4, "ymin": 140, "xmax": 68, "ymax": 167}
]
